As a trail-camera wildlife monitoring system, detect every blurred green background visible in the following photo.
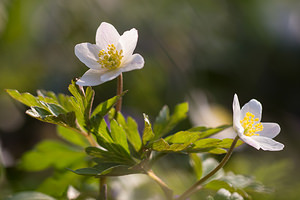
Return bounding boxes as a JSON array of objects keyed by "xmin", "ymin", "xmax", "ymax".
[{"xmin": 0, "ymin": 0, "xmax": 300, "ymax": 199}]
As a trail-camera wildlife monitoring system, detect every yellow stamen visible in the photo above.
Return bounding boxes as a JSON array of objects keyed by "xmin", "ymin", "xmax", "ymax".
[
  {"xmin": 240, "ymin": 112, "xmax": 263, "ymax": 136},
  {"xmin": 97, "ymin": 44, "xmax": 123, "ymax": 70}
]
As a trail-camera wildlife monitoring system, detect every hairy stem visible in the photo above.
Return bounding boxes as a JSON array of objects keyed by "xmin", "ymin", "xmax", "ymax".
[
  {"xmin": 177, "ymin": 136, "xmax": 240, "ymax": 200},
  {"xmin": 146, "ymin": 170, "xmax": 173, "ymax": 200}
]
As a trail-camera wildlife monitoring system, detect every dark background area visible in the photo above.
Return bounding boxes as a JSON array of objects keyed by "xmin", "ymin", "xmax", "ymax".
[{"xmin": 0, "ymin": 0, "xmax": 300, "ymax": 199}]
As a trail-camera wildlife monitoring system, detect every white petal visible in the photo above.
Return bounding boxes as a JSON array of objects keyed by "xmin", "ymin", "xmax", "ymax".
[
  {"xmin": 251, "ymin": 136, "xmax": 284, "ymax": 151},
  {"xmin": 258, "ymin": 123, "xmax": 281, "ymax": 139},
  {"xmin": 76, "ymin": 69, "xmax": 108, "ymax": 86},
  {"xmin": 241, "ymin": 99, "xmax": 262, "ymax": 121},
  {"xmin": 118, "ymin": 28, "xmax": 138, "ymax": 61},
  {"xmin": 99, "ymin": 69, "xmax": 122, "ymax": 83},
  {"xmin": 96, "ymin": 22, "xmax": 120, "ymax": 50},
  {"xmin": 232, "ymin": 94, "xmax": 243, "ymax": 135},
  {"xmin": 75, "ymin": 43, "xmax": 101, "ymax": 70},
  {"xmin": 120, "ymin": 54, "xmax": 144, "ymax": 72},
  {"xmin": 239, "ymin": 135, "xmax": 261, "ymax": 150}
]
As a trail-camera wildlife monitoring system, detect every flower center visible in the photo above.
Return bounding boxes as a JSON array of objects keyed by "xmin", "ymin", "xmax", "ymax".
[
  {"xmin": 240, "ymin": 112, "xmax": 263, "ymax": 136},
  {"xmin": 97, "ymin": 44, "xmax": 123, "ymax": 70}
]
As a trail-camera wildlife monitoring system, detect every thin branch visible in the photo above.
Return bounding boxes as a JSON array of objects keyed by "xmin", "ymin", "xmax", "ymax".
[
  {"xmin": 146, "ymin": 170, "xmax": 173, "ymax": 200},
  {"xmin": 177, "ymin": 136, "xmax": 240, "ymax": 200}
]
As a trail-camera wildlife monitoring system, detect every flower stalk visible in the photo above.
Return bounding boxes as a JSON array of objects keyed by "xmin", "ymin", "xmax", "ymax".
[
  {"xmin": 176, "ymin": 136, "xmax": 240, "ymax": 200},
  {"xmin": 146, "ymin": 170, "xmax": 173, "ymax": 200},
  {"xmin": 116, "ymin": 73, "xmax": 123, "ymax": 112}
]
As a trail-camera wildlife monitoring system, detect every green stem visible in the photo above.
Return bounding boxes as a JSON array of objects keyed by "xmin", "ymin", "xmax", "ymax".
[
  {"xmin": 98, "ymin": 73, "xmax": 124, "ymax": 200},
  {"xmin": 177, "ymin": 136, "xmax": 240, "ymax": 200},
  {"xmin": 99, "ymin": 177, "xmax": 107, "ymax": 200},
  {"xmin": 116, "ymin": 73, "xmax": 123, "ymax": 113},
  {"xmin": 146, "ymin": 170, "xmax": 173, "ymax": 200}
]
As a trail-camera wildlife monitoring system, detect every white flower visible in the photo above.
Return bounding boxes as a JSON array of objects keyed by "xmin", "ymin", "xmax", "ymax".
[
  {"xmin": 232, "ymin": 94, "xmax": 284, "ymax": 151},
  {"xmin": 75, "ymin": 22, "xmax": 144, "ymax": 86}
]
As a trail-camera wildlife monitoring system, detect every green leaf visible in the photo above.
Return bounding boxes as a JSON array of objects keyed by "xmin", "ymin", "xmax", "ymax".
[
  {"xmin": 185, "ymin": 138, "xmax": 243, "ymax": 154},
  {"xmin": 69, "ymin": 167, "xmax": 101, "ymax": 176},
  {"xmin": 90, "ymin": 91, "xmax": 126, "ymax": 129},
  {"xmin": 45, "ymin": 103, "xmax": 67, "ymax": 116},
  {"xmin": 217, "ymin": 139, "xmax": 244, "ymax": 149},
  {"xmin": 5, "ymin": 192, "xmax": 56, "ymax": 200},
  {"xmin": 6, "ymin": 89, "xmax": 42, "ymax": 107},
  {"xmin": 151, "ymin": 138, "xmax": 192, "ymax": 152},
  {"xmin": 110, "ymin": 119, "xmax": 130, "ymax": 155},
  {"xmin": 86, "ymin": 147, "xmax": 134, "ymax": 165},
  {"xmin": 126, "ymin": 117, "xmax": 142, "ymax": 152},
  {"xmin": 37, "ymin": 90, "xmax": 60, "ymax": 104},
  {"xmin": 205, "ymin": 180, "xmax": 234, "ymax": 192},
  {"xmin": 20, "ymin": 140, "xmax": 85, "ymax": 171},
  {"xmin": 71, "ymin": 164, "xmax": 143, "ymax": 177},
  {"xmin": 68, "ymin": 81, "xmax": 94, "ymax": 130},
  {"xmin": 165, "ymin": 131, "xmax": 200, "ymax": 144},
  {"xmin": 142, "ymin": 114, "xmax": 155, "ymax": 145},
  {"xmin": 193, "ymin": 138, "xmax": 222, "ymax": 148},
  {"xmin": 188, "ymin": 125, "xmax": 231, "ymax": 139},
  {"xmin": 37, "ymin": 167, "xmax": 86, "ymax": 198},
  {"xmin": 26, "ymin": 107, "xmax": 77, "ymax": 128},
  {"xmin": 116, "ymin": 113, "xmax": 142, "ymax": 153},
  {"xmin": 56, "ymin": 126, "xmax": 89, "ymax": 148},
  {"xmin": 152, "ymin": 138, "xmax": 170, "ymax": 151},
  {"xmin": 189, "ymin": 153, "xmax": 203, "ymax": 180},
  {"xmin": 153, "ymin": 102, "xmax": 188, "ymax": 138}
]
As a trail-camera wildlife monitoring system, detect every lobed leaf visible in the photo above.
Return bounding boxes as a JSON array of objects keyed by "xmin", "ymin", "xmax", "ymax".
[
  {"xmin": 6, "ymin": 89, "xmax": 43, "ymax": 107},
  {"xmin": 86, "ymin": 147, "xmax": 135, "ymax": 166},
  {"xmin": 116, "ymin": 113, "xmax": 142, "ymax": 154}
]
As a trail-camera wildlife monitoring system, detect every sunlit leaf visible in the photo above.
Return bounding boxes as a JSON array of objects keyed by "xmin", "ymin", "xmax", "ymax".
[
  {"xmin": 151, "ymin": 138, "xmax": 192, "ymax": 152},
  {"xmin": 152, "ymin": 138, "xmax": 170, "ymax": 151},
  {"xmin": 116, "ymin": 113, "xmax": 142, "ymax": 154},
  {"xmin": 188, "ymin": 125, "xmax": 231, "ymax": 139},
  {"xmin": 6, "ymin": 89, "xmax": 42, "ymax": 107},
  {"xmin": 142, "ymin": 114, "xmax": 155, "ymax": 145},
  {"xmin": 110, "ymin": 119, "xmax": 130, "ymax": 155},
  {"xmin": 165, "ymin": 131, "xmax": 200, "ymax": 144}
]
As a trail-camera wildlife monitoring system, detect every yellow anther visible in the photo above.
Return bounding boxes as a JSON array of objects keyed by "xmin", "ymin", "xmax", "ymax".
[
  {"xmin": 240, "ymin": 112, "xmax": 263, "ymax": 137},
  {"xmin": 97, "ymin": 44, "xmax": 123, "ymax": 70}
]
